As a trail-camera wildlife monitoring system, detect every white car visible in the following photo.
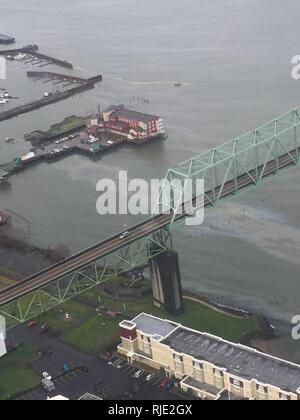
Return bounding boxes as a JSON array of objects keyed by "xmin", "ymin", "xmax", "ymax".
[
  {"xmin": 42, "ymin": 372, "xmax": 52, "ymax": 380},
  {"xmin": 145, "ymin": 374, "xmax": 155, "ymax": 382},
  {"xmin": 119, "ymin": 231, "xmax": 130, "ymax": 240},
  {"xmin": 133, "ymin": 370, "xmax": 144, "ymax": 379}
]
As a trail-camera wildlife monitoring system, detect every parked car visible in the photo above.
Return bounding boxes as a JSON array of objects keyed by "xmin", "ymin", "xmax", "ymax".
[
  {"xmin": 62, "ymin": 363, "xmax": 71, "ymax": 373},
  {"xmin": 42, "ymin": 372, "xmax": 51, "ymax": 380},
  {"xmin": 145, "ymin": 374, "xmax": 155, "ymax": 382},
  {"xmin": 133, "ymin": 370, "xmax": 144, "ymax": 379},
  {"xmin": 27, "ymin": 320, "xmax": 37, "ymax": 329},
  {"xmin": 166, "ymin": 379, "xmax": 175, "ymax": 389},
  {"xmin": 159, "ymin": 378, "xmax": 171, "ymax": 389}
]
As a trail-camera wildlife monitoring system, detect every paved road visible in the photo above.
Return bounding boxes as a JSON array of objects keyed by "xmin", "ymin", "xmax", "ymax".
[{"xmin": 0, "ymin": 147, "xmax": 298, "ymax": 306}]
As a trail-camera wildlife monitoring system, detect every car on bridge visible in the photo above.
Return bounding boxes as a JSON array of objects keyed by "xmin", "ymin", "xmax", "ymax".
[{"xmin": 119, "ymin": 230, "xmax": 131, "ymax": 240}]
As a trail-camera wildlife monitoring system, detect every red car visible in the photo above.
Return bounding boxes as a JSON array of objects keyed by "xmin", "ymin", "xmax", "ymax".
[
  {"xmin": 27, "ymin": 320, "xmax": 37, "ymax": 329},
  {"xmin": 159, "ymin": 378, "xmax": 171, "ymax": 389}
]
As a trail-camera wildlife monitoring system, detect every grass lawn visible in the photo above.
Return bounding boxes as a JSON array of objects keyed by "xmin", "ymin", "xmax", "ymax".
[
  {"xmin": 0, "ymin": 343, "xmax": 40, "ymax": 400},
  {"xmin": 62, "ymin": 293, "xmax": 257, "ymax": 356},
  {"xmin": 38, "ymin": 299, "xmax": 96, "ymax": 334},
  {"xmin": 64, "ymin": 314, "xmax": 121, "ymax": 356},
  {"xmin": 48, "ymin": 115, "xmax": 86, "ymax": 134},
  {"xmin": 83, "ymin": 291, "xmax": 256, "ymax": 341},
  {"xmin": 0, "ymin": 366, "xmax": 40, "ymax": 400}
]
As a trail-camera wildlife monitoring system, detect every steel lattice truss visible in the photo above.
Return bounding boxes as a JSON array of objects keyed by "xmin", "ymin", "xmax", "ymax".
[
  {"xmin": 0, "ymin": 230, "xmax": 171, "ymax": 328},
  {"xmin": 154, "ymin": 107, "xmax": 300, "ymax": 225}
]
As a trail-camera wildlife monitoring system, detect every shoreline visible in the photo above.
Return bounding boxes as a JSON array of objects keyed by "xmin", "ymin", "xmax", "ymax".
[{"xmin": 182, "ymin": 289, "xmax": 289, "ymax": 358}]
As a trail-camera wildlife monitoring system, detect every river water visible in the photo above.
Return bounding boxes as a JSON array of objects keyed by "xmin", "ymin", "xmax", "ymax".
[{"xmin": 1, "ymin": 0, "xmax": 300, "ymax": 360}]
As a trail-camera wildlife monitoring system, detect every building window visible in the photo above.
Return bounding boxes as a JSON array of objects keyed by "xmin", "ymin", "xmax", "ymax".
[
  {"xmin": 279, "ymin": 392, "xmax": 290, "ymax": 401},
  {"xmin": 193, "ymin": 361, "xmax": 204, "ymax": 382},
  {"xmin": 230, "ymin": 378, "xmax": 244, "ymax": 388},
  {"xmin": 173, "ymin": 354, "xmax": 183, "ymax": 374},
  {"xmin": 193, "ymin": 361, "xmax": 203, "ymax": 370},
  {"xmin": 173, "ymin": 354, "xmax": 183, "ymax": 362},
  {"xmin": 213, "ymin": 368, "xmax": 224, "ymax": 378},
  {"xmin": 256, "ymin": 384, "xmax": 268, "ymax": 394}
]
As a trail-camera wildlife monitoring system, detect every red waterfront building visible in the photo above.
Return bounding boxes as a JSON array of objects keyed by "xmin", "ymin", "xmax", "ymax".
[{"xmin": 102, "ymin": 105, "xmax": 165, "ymax": 142}]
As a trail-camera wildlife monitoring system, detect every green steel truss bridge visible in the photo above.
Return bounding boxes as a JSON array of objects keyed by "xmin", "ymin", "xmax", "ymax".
[{"xmin": 1, "ymin": 106, "xmax": 300, "ymax": 327}]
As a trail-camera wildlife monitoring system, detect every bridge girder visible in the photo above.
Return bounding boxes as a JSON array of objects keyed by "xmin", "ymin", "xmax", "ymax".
[
  {"xmin": 154, "ymin": 107, "xmax": 300, "ymax": 225},
  {"xmin": 0, "ymin": 229, "xmax": 171, "ymax": 328}
]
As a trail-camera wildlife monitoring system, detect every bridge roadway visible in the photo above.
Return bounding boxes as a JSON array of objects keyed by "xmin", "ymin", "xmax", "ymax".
[{"xmin": 0, "ymin": 147, "xmax": 298, "ymax": 307}]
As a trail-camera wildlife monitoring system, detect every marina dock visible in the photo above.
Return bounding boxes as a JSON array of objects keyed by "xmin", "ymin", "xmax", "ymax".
[
  {"xmin": 0, "ymin": 73, "xmax": 102, "ymax": 122},
  {"xmin": 0, "ymin": 128, "xmax": 163, "ymax": 180},
  {"xmin": 0, "ymin": 45, "xmax": 73, "ymax": 69},
  {"xmin": 27, "ymin": 71, "xmax": 102, "ymax": 84}
]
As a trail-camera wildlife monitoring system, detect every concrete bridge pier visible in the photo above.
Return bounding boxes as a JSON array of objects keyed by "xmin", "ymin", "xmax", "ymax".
[{"xmin": 149, "ymin": 250, "xmax": 184, "ymax": 315}]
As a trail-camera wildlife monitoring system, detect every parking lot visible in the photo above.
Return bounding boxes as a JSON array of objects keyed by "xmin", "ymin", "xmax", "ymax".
[
  {"xmin": 106, "ymin": 356, "xmax": 177, "ymax": 389},
  {"xmin": 9, "ymin": 324, "xmax": 183, "ymax": 401},
  {"xmin": 16, "ymin": 355, "xmax": 179, "ymax": 401}
]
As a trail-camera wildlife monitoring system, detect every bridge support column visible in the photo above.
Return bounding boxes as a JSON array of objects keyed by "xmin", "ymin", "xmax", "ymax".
[{"xmin": 149, "ymin": 250, "xmax": 184, "ymax": 315}]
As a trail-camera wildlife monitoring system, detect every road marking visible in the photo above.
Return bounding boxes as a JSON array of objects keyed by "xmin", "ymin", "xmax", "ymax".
[
  {"xmin": 119, "ymin": 362, "xmax": 128, "ymax": 370},
  {"xmin": 122, "ymin": 365, "xmax": 132, "ymax": 373},
  {"xmin": 153, "ymin": 378, "xmax": 162, "ymax": 386}
]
